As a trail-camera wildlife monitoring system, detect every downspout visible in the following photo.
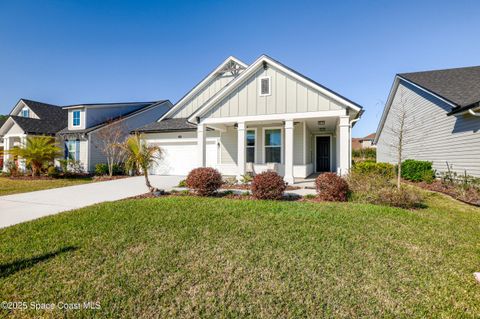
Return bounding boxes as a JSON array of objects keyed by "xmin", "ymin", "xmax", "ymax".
[
  {"xmin": 348, "ymin": 117, "xmax": 361, "ymax": 169},
  {"xmin": 468, "ymin": 109, "xmax": 480, "ymax": 117}
]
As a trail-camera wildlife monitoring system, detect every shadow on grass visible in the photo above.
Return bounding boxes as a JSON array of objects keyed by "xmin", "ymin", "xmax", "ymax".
[{"xmin": 0, "ymin": 246, "xmax": 78, "ymax": 278}]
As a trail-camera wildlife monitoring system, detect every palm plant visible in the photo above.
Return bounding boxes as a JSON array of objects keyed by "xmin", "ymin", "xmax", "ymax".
[
  {"xmin": 4, "ymin": 136, "xmax": 61, "ymax": 176},
  {"xmin": 121, "ymin": 134, "xmax": 161, "ymax": 192}
]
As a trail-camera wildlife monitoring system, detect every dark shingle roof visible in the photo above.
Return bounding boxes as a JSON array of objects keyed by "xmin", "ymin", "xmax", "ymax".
[
  {"xmin": 0, "ymin": 118, "xmax": 6, "ymax": 128},
  {"xmin": 57, "ymin": 100, "xmax": 170, "ymax": 135},
  {"xmin": 399, "ymin": 66, "xmax": 480, "ymax": 114},
  {"xmin": 134, "ymin": 118, "xmax": 197, "ymax": 133},
  {"xmin": 5, "ymin": 99, "xmax": 68, "ymax": 135},
  {"xmin": 10, "ymin": 115, "xmax": 64, "ymax": 135},
  {"xmin": 21, "ymin": 99, "xmax": 67, "ymax": 122}
]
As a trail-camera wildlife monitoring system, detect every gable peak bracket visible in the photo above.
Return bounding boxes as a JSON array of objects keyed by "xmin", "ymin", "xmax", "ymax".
[{"xmin": 263, "ymin": 61, "xmax": 268, "ymax": 70}]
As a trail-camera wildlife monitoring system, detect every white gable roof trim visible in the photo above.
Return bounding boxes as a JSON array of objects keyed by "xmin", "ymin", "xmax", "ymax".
[
  {"xmin": 158, "ymin": 56, "xmax": 248, "ymax": 121},
  {"xmin": 188, "ymin": 55, "xmax": 362, "ymax": 123}
]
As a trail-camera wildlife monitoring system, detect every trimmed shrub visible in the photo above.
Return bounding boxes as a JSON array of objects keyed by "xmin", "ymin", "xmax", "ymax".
[
  {"xmin": 186, "ymin": 167, "xmax": 223, "ymax": 196},
  {"xmin": 401, "ymin": 159, "xmax": 435, "ymax": 182},
  {"xmin": 251, "ymin": 171, "xmax": 286, "ymax": 200},
  {"xmin": 315, "ymin": 173, "xmax": 349, "ymax": 202},
  {"xmin": 47, "ymin": 166, "xmax": 60, "ymax": 178},
  {"xmin": 95, "ymin": 163, "xmax": 109, "ymax": 176},
  {"xmin": 352, "ymin": 162, "xmax": 395, "ymax": 179},
  {"xmin": 95, "ymin": 163, "xmax": 126, "ymax": 176}
]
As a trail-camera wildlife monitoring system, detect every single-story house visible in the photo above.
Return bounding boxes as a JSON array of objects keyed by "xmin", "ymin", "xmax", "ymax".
[
  {"xmin": 375, "ymin": 66, "xmax": 480, "ymax": 177},
  {"xmin": 0, "ymin": 98, "xmax": 172, "ymax": 172},
  {"xmin": 135, "ymin": 55, "xmax": 363, "ymax": 183}
]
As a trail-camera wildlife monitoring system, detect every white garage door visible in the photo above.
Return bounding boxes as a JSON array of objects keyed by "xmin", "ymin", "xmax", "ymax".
[{"xmin": 150, "ymin": 141, "xmax": 217, "ymax": 175}]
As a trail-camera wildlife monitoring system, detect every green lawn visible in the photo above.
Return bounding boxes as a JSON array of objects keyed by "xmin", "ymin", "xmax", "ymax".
[
  {"xmin": 0, "ymin": 177, "xmax": 93, "ymax": 196},
  {"xmin": 1, "ymin": 193, "xmax": 479, "ymax": 318}
]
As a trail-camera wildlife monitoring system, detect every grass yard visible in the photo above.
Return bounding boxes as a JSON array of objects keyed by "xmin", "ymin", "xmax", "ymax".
[
  {"xmin": 1, "ymin": 193, "xmax": 480, "ymax": 318},
  {"xmin": 0, "ymin": 177, "xmax": 93, "ymax": 196}
]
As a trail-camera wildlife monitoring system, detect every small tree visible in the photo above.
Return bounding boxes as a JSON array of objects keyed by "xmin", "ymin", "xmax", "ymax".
[
  {"xmin": 92, "ymin": 119, "xmax": 127, "ymax": 177},
  {"xmin": 121, "ymin": 134, "xmax": 161, "ymax": 192},
  {"xmin": 383, "ymin": 88, "xmax": 416, "ymax": 189},
  {"xmin": 5, "ymin": 136, "xmax": 61, "ymax": 176}
]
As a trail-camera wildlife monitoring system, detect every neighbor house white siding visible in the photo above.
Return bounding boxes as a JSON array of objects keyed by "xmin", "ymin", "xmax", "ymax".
[
  {"xmin": 204, "ymin": 65, "xmax": 344, "ymax": 119},
  {"xmin": 377, "ymin": 80, "xmax": 480, "ymax": 177}
]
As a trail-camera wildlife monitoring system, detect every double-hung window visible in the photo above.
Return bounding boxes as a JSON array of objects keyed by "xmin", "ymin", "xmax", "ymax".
[
  {"xmin": 264, "ymin": 129, "xmax": 281, "ymax": 163},
  {"xmin": 65, "ymin": 140, "xmax": 80, "ymax": 161},
  {"xmin": 246, "ymin": 129, "xmax": 256, "ymax": 163},
  {"xmin": 72, "ymin": 110, "xmax": 81, "ymax": 127}
]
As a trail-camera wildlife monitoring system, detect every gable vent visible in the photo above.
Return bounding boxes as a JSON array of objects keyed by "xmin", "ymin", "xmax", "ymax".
[{"xmin": 260, "ymin": 77, "xmax": 271, "ymax": 96}]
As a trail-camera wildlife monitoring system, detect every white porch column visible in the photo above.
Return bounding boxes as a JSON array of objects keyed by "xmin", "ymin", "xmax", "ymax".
[
  {"xmin": 197, "ymin": 123, "xmax": 206, "ymax": 167},
  {"xmin": 236, "ymin": 122, "xmax": 246, "ymax": 180},
  {"xmin": 284, "ymin": 119, "xmax": 294, "ymax": 184},
  {"xmin": 2, "ymin": 137, "xmax": 10, "ymax": 171},
  {"xmin": 18, "ymin": 136, "xmax": 26, "ymax": 171},
  {"xmin": 338, "ymin": 115, "xmax": 351, "ymax": 175}
]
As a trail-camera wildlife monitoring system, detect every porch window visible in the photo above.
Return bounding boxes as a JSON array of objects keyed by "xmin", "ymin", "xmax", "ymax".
[
  {"xmin": 72, "ymin": 110, "xmax": 81, "ymax": 127},
  {"xmin": 264, "ymin": 129, "xmax": 281, "ymax": 163},
  {"xmin": 246, "ymin": 129, "xmax": 256, "ymax": 163}
]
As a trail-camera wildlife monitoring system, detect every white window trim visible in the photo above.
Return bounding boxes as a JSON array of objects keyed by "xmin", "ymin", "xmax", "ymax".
[
  {"xmin": 72, "ymin": 110, "xmax": 81, "ymax": 127},
  {"xmin": 259, "ymin": 76, "xmax": 271, "ymax": 96},
  {"xmin": 245, "ymin": 128, "xmax": 257, "ymax": 163},
  {"xmin": 66, "ymin": 140, "xmax": 78, "ymax": 161},
  {"xmin": 313, "ymin": 134, "xmax": 333, "ymax": 172},
  {"xmin": 262, "ymin": 126, "xmax": 283, "ymax": 164},
  {"xmin": 21, "ymin": 107, "xmax": 29, "ymax": 118}
]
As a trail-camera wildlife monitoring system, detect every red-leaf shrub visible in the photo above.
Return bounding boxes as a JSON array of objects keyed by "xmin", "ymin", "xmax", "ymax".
[
  {"xmin": 315, "ymin": 173, "xmax": 349, "ymax": 202},
  {"xmin": 186, "ymin": 167, "xmax": 223, "ymax": 196},
  {"xmin": 251, "ymin": 171, "xmax": 287, "ymax": 200}
]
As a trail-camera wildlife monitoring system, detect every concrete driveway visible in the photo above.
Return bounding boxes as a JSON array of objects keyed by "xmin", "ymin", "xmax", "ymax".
[{"xmin": 0, "ymin": 175, "xmax": 184, "ymax": 229}]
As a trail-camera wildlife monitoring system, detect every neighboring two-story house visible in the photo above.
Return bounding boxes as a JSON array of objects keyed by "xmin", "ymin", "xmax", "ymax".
[{"xmin": 0, "ymin": 98, "xmax": 172, "ymax": 172}]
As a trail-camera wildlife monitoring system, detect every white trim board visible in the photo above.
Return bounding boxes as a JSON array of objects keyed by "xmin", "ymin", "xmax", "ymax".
[
  {"xmin": 188, "ymin": 55, "xmax": 362, "ymax": 122},
  {"xmin": 201, "ymin": 110, "xmax": 347, "ymax": 125}
]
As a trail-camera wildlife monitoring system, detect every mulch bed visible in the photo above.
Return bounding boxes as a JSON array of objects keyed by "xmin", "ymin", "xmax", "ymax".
[
  {"xmin": 407, "ymin": 180, "xmax": 480, "ymax": 207},
  {"xmin": 5, "ymin": 174, "xmax": 92, "ymax": 180},
  {"xmin": 126, "ymin": 191, "xmax": 313, "ymax": 202},
  {"xmin": 221, "ymin": 184, "xmax": 301, "ymax": 191}
]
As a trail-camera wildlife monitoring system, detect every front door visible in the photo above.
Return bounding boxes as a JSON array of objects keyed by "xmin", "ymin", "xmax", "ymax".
[{"xmin": 316, "ymin": 136, "xmax": 330, "ymax": 172}]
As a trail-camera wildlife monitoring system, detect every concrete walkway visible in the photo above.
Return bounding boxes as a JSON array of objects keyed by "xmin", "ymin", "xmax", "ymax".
[{"xmin": 0, "ymin": 176, "xmax": 183, "ymax": 229}]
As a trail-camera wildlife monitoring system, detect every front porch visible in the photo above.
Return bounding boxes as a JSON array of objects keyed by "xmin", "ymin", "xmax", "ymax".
[
  {"xmin": 197, "ymin": 113, "xmax": 353, "ymax": 184},
  {"xmin": 1, "ymin": 135, "xmax": 27, "ymax": 171}
]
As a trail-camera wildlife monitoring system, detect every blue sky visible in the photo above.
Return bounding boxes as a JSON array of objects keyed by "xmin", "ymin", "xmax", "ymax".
[{"xmin": 0, "ymin": 0, "xmax": 479, "ymax": 136}]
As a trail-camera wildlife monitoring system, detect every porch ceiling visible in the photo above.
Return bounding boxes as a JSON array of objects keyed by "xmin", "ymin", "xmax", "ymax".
[{"xmin": 304, "ymin": 117, "xmax": 337, "ymax": 133}]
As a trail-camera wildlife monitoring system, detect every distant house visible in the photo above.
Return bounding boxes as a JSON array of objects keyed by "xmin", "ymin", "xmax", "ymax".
[
  {"xmin": 352, "ymin": 133, "xmax": 376, "ymax": 151},
  {"xmin": 375, "ymin": 66, "xmax": 480, "ymax": 177},
  {"xmin": 0, "ymin": 99, "xmax": 172, "ymax": 172}
]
